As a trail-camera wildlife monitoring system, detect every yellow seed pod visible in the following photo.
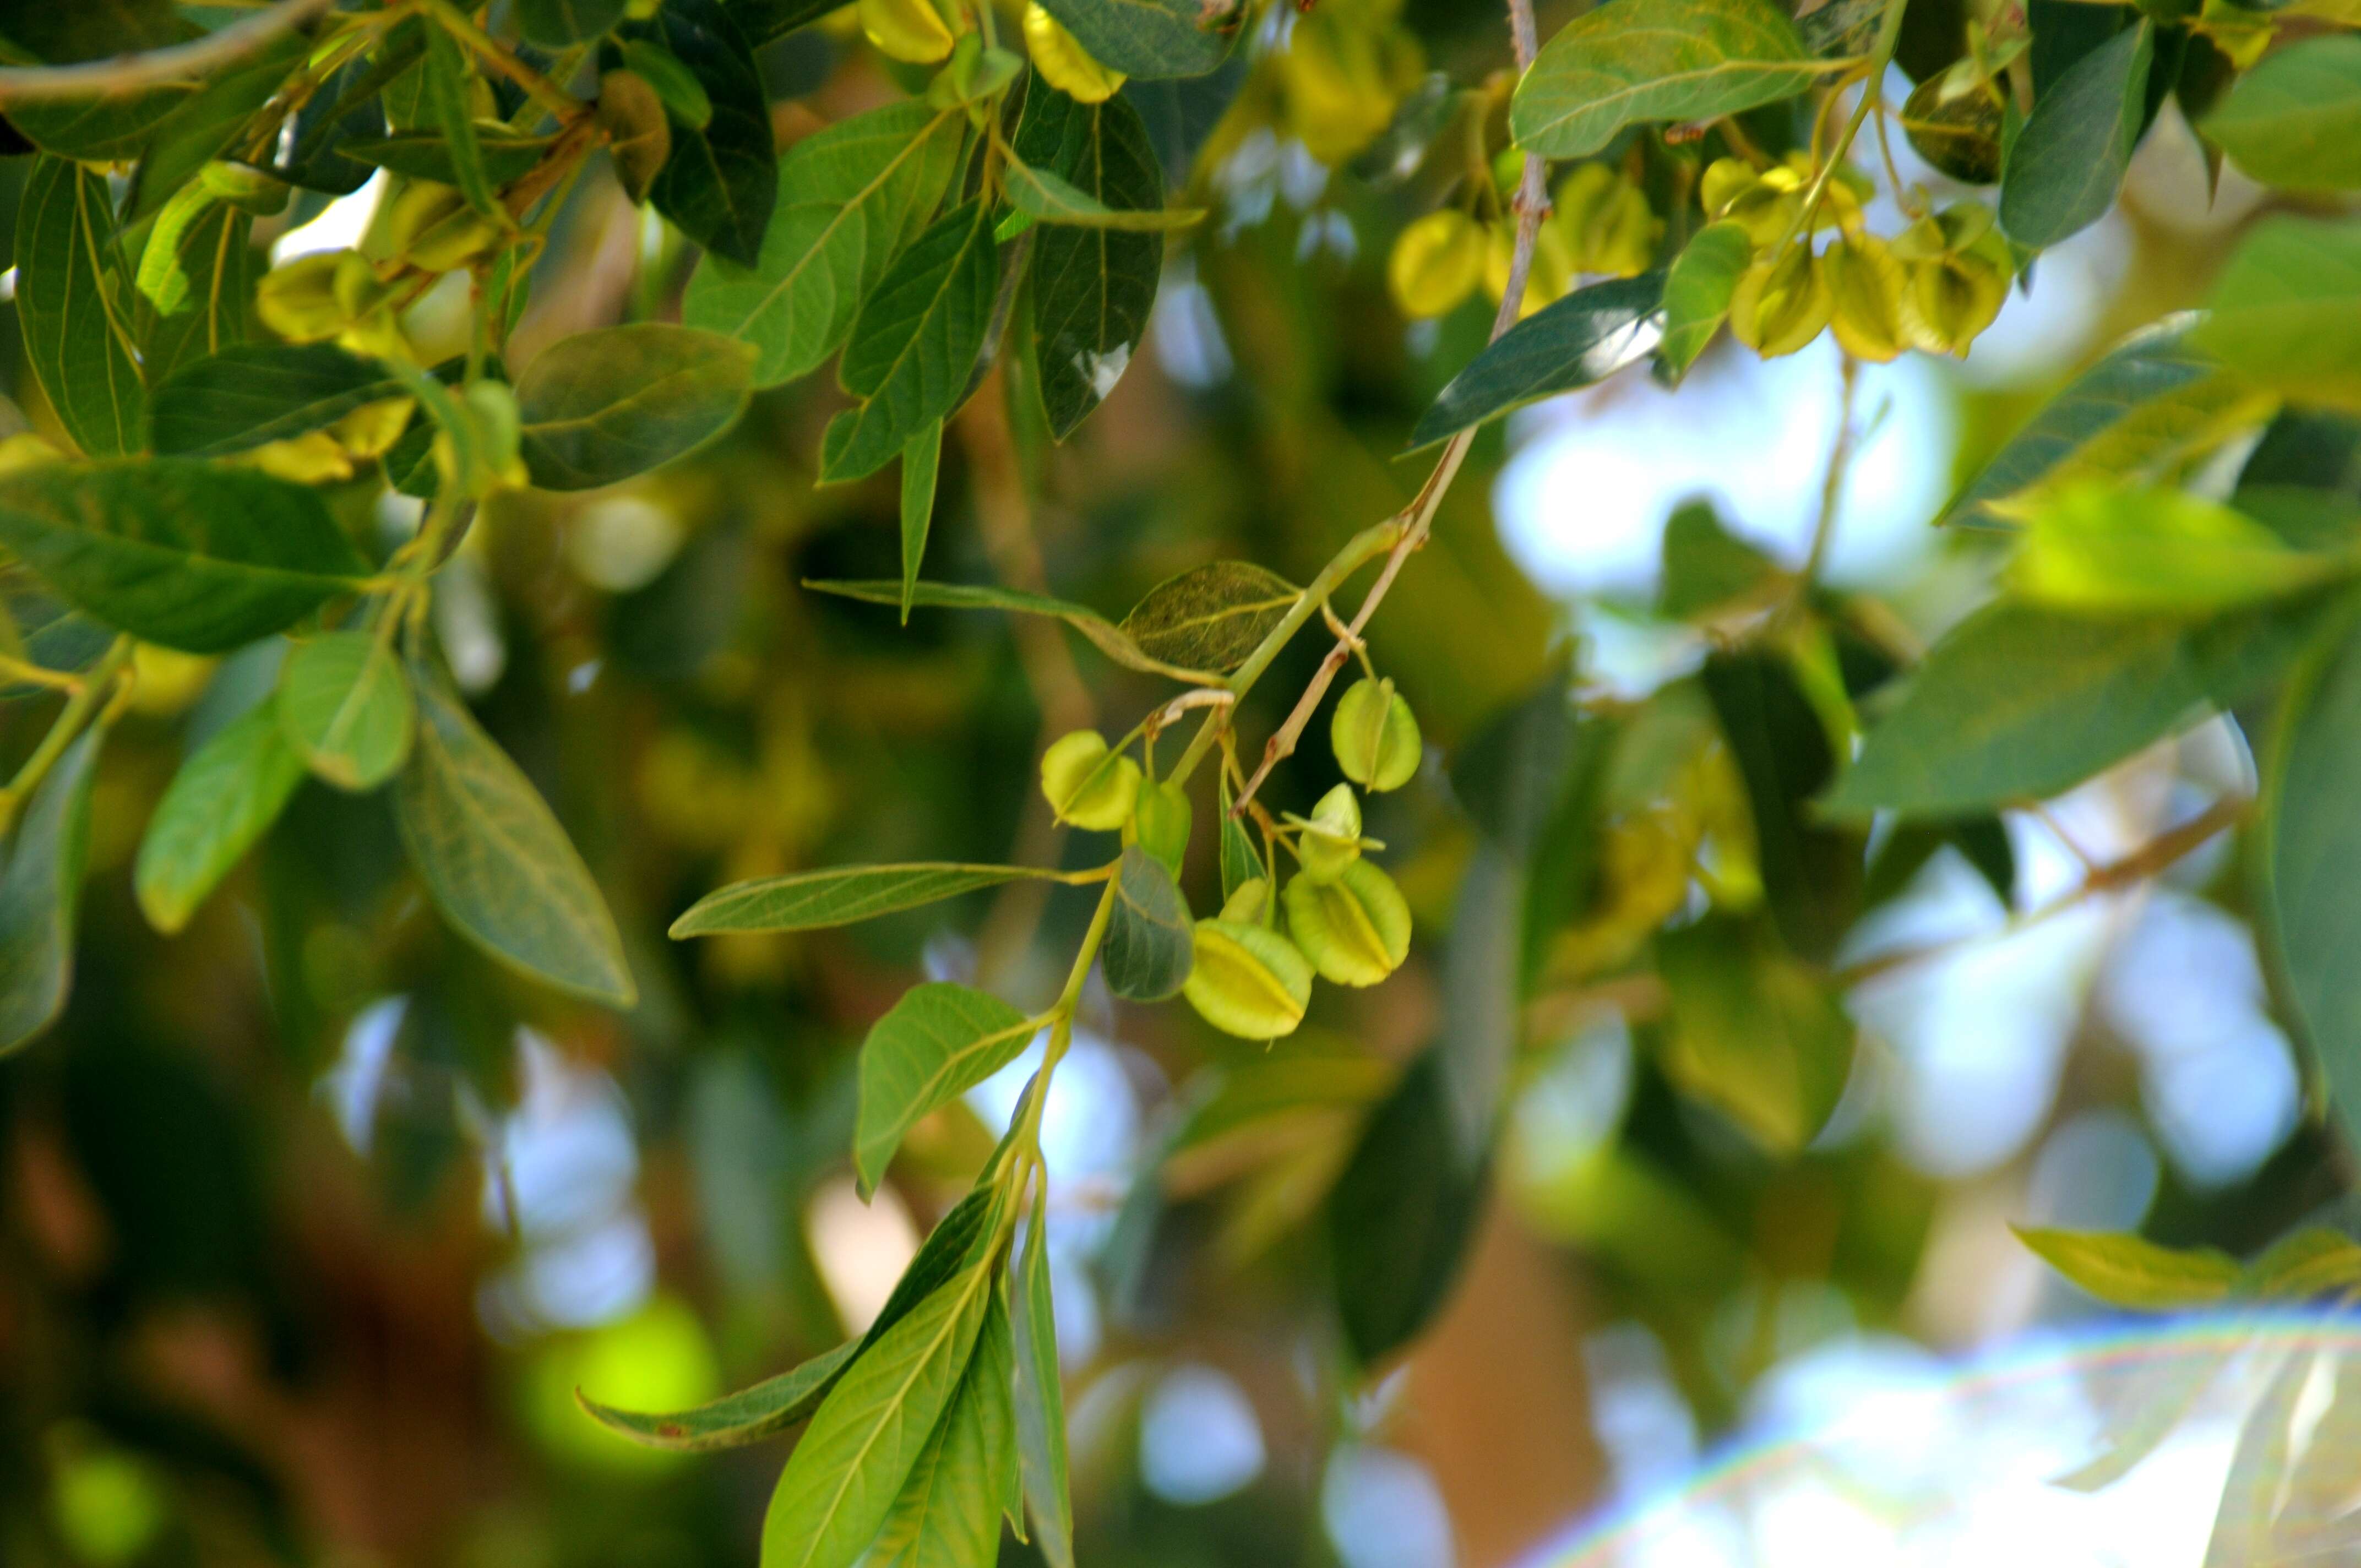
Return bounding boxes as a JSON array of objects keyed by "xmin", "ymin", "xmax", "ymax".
[
  {"xmin": 242, "ymin": 430, "xmax": 356, "ymax": 484},
  {"xmin": 1183, "ymin": 918, "xmax": 1314, "ymax": 1039},
  {"xmin": 1728, "ymin": 243, "xmax": 1831, "ymax": 358},
  {"xmin": 1133, "ymin": 778, "xmax": 1192, "ymax": 876},
  {"xmin": 1331, "ymin": 677, "xmax": 1421, "ymax": 791},
  {"xmin": 255, "ymin": 252, "xmax": 352, "ymax": 342},
  {"xmin": 1220, "ymin": 876, "xmax": 1271, "ymax": 924},
  {"xmin": 1702, "ymin": 157, "xmax": 1804, "ymax": 249},
  {"xmin": 333, "ymin": 396, "xmax": 418, "ymax": 460},
  {"xmin": 1281, "ymin": 12, "xmax": 1419, "ymax": 164},
  {"xmin": 127, "ymin": 644, "xmax": 217, "ymax": 717},
  {"xmin": 1388, "ymin": 210, "xmax": 1486, "ymax": 320},
  {"xmin": 1823, "ymin": 233, "xmax": 1907, "ymax": 363},
  {"xmin": 1040, "ymin": 729, "xmax": 1141, "ymax": 830},
  {"xmin": 1553, "ymin": 164, "xmax": 1661, "ymax": 278},
  {"xmin": 1292, "ymin": 782, "xmax": 1363, "ymax": 884},
  {"xmin": 1484, "ymin": 216, "xmax": 1575, "ymax": 318},
  {"xmin": 380, "ymin": 180, "xmax": 469, "ymax": 259},
  {"xmin": 0, "ymin": 433, "xmax": 64, "ymax": 474},
  {"xmin": 1282, "ymin": 859, "xmax": 1410, "ymax": 987},
  {"xmin": 406, "ymin": 205, "xmax": 506, "ymax": 274},
  {"xmin": 1024, "ymin": 3, "xmax": 1124, "ymax": 102},
  {"xmin": 1899, "ymin": 251, "xmax": 2010, "ymax": 357},
  {"xmin": 859, "ymin": 0, "xmax": 956, "ymax": 64}
]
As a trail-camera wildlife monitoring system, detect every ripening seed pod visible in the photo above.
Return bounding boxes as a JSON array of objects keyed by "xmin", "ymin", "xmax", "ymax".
[
  {"xmin": 1040, "ymin": 729, "xmax": 1141, "ymax": 830},
  {"xmin": 859, "ymin": 0, "xmax": 957, "ymax": 64},
  {"xmin": 255, "ymin": 252, "xmax": 353, "ymax": 342},
  {"xmin": 1282, "ymin": 859, "xmax": 1411, "ymax": 987},
  {"xmin": 1184, "ymin": 918, "xmax": 1314, "ymax": 1039},
  {"xmin": 1220, "ymin": 876, "xmax": 1271, "ymax": 924},
  {"xmin": 1281, "ymin": 9, "xmax": 1423, "ymax": 165},
  {"xmin": 382, "ymin": 180, "xmax": 469, "ymax": 258},
  {"xmin": 1823, "ymin": 232, "xmax": 1907, "ymax": 363},
  {"xmin": 1702, "ymin": 157, "xmax": 1803, "ymax": 249},
  {"xmin": 1024, "ymin": 3, "xmax": 1124, "ymax": 101},
  {"xmin": 128, "ymin": 644, "xmax": 217, "ymax": 717},
  {"xmin": 1388, "ymin": 209, "xmax": 1487, "ymax": 319},
  {"xmin": 1728, "ymin": 243, "xmax": 1831, "ymax": 358},
  {"xmin": 1894, "ymin": 204, "xmax": 2012, "ymax": 356},
  {"xmin": 407, "ymin": 205, "xmax": 506, "ymax": 274},
  {"xmin": 333, "ymin": 398, "xmax": 418, "ymax": 461},
  {"xmin": 1553, "ymin": 162, "xmax": 1661, "ymax": 278},
  {"xmin": 1330, "ymin": 676, "xmax": 1421, "ymax": 791},
  {"xmin": 1484, "ymin": 215, "xmax": 1575, "ymax": 318},
  {"xmin": 1903, "ymin": 61, "xmax": 2005, "ymax": 185},
  {"xmin": 1134, "ymin": 779, "xmax": 1193, "ymax": 876},
  {"xmin": 244, "ymin": 431, "xmax": 355, "ymax": 484},
  {"xmin": 1293, "ymin": 783, "xmax": 1363, "ymax": 884}
]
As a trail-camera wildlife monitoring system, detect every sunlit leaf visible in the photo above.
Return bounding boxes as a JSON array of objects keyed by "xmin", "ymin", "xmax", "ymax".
[
  {"xmin": 1999, "ymin": 20, "xmax": 2153, "ymax": 248},
  {"xmin": 820, "ymin": 202, "xmax": 1002, "ymax": 484},
  {"xmin": 133, "ymin": 702, "xmax": 306, "ymax": 935},
  {"xmin": 2195, "ymin": 216, "xmax": 2361, "ymax": 412},
  {"xmin": 1655, "ymin": 221, "xmax": 1751, "ymax": 386},
  {"xmin": 2202, "ymin": 36, "xmax": 2361, "ymax": 192},
  {"xmin": 1010, "ymin": 1185, "xmax": 1073, "ymax": 1568},
  {"xmin": 673, "ymin": 862, "xmax": 1073, "ymax": 936},
  {"xmin": 1410, "ymin": 273, "xmax": 1664, "ymax": 449},
  {"xmin": 17, "ymin": 155, "xmax": 145, "ymax": 460},
  {"xmin": 2016, "ymin": 1226, "xmax": 2244, "ymax": 1308},
  {"xmin": 1118, "ymin": 562, "xmax": 1297, "ymax": 674},
  {"xmin": 1510, "ymin": 0, "xmax": 1821, "ymax": 159},
  {"xmin": 855, "ymin": 983, "xmax": 1036, "ymax": 1195}
]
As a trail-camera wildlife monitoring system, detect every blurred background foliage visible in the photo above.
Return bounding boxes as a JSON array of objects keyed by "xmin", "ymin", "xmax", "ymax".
[{"xmin": 0, "ymin": 1, "xmax": 2343, "ymax": 1565}]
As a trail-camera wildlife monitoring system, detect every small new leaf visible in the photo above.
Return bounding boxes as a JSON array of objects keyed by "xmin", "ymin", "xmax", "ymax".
[{"xmin": 2015, "ymin": 1226, "xmax": 2242, "ymax": 1309}]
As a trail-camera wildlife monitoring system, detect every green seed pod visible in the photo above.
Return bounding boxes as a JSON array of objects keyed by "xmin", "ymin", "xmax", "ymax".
[
  {"xmin": 1282, "ymin": 859, "xmax": 1411, "ymax": 987},
  {"xmin": 1331, "ymin": 677, "xmax": 1421, "ymax": 792},
  {"xmin": 1040, "ymin": 729, "xmax": 1141, "ymax": 831},
  {"xmin": 382, "ymin": 179, "xmax": 470, "ymax": 259},
  {"xmin": 1729, "ymin": 243, "xmax": 1832, "ymax": 359},
  {"xmin": 1293, "ymin": 783, "xmax": 1363, "ymax": 884},
  {"xmin": 255, "ymin": 252, "xmax": 353, "ymax": 342},
  {"xmin": 406, "ymin": 204, "xmax": 505, "ymax": 273},
  {"xmin": 1220, "ymin": 876, "xmax": 1271, "ymax": 924},
  {"xmin": 1183, "ymin": 918, "xmax": 1314, "ymax": 1039},
  {"xmin": 1903, "ymin": 62, "xmax": 2005, "ymax": 186},
  {"xmin": 1134, "ymin": 779, "xmax": 1193, "ymax": 876}
]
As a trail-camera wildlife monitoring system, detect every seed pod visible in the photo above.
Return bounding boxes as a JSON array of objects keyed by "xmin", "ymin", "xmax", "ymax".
[
  {"xmin": 406, "ymin": 204, "xmax": 505, "ymax": 273},
  {"xmin": 1024, "ymin": 2, "xmax": 1125, "ymax": 101},
  {"xmin": 1702, "ymin": 157, "xmax": 1803, "ymax": 249},
  {"xmin": 1331, "ymin": 677, "xmax": 1421, "ymax": 791},
  {"xmin": 1293, "ymin": 783, "xmax": 1363, "ymax": 884},
  {"xmin": 859, "ymin": 0, "xmax": 956, "ymax": 64},
  {"xmin": 1134, "ymin": 778, "xmax": 1192, "ymax": 876},
  {"xmin": 255, "ymin": 252, "xmax": 352, "ymax": 342},
  {"xmin": 1220, "ymin": 876, "xmax": 1271, "ymax": 924},
  {"xmin": 1728, "ymin": 243, "xmax": 1831, "ymax": 358},
  {"xmin": 382, "ymin": 179, "xmax": 470, "ymax": 258},
  {"xmin": 1823, "ymin": 233, "xmax": 1907, "ymax": 363},
  {"xmin": 333, "ymin": 396, "xmax": 417, "ymax": 460},
  {"xmin": 1895, "ymin": 204, "xmax": 2012, "ymax": 356},
  {"xmin": 1281, "ymin": 10, "xmax": 1422, "ymax": 165},
  {"xmin": 1283, "ymin": 859, "xmax": 1411, "ymax": 987},
  {"xmin": 1040, "ymin": 729, "xmax": 1141, "ymax": 830},
  {"xmin": 1554, "ymin": 162, "xmax": 1661, "ymax": 279},
  {"xmin": 597, "ymin": 70, "xmax": 673, "ymax": 203},
  {"xmin": 331, "ymin": 249, "xmax": 389, "ymax": 317},
  {"xmin": 1903, "ymin": 62, "xmax": 2005, "ymax": 185},
  {"xmin": 1388, "ymin": 209, "xmax": 1486, "ymax": 320},
  {"xmin": 1184, "ymin": 918, "xmax": 1314, "ymax": 1039}
]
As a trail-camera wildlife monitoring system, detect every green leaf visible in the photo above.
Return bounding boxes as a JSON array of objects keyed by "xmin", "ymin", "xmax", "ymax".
[
  {"xmin": 420, "ymin": 21, "xmax": 499, "ymax": 216},
  {"xmin": 1010, "ymin": 1186, "xmax": 1073, "ymax": 1568},
  {"xmin": 901, "ymin": 423, "xmax": 941, "ymax": 624},
  {"xmin": 1945, "ymin": 316, "xmax": 2275, "ymax": 525},
  {"xmin": 1657, "ymin": 498, "xmax": 1778, "ymax": 618},
  {"xmin": 1013, "ymin": 84, "xmax": 1167, "ymax": 439},
  {"xmin": 1408, "ymin": 273, "xmax": 1664, "ymax": 449},
  {"xmin": 1030, "ymin": 0, "xmax": 1230, "ymax": 80},
  {"xmin": 17, "ymin": 155, "xmax": 145, "ymax": 460},
  {"xmin": 855, "ymin": 983, "xmax": 1037, "ymax": 1195},
  {"xmin": 1170, "ymin": 1040, "xmax": 1396, "ymax": 1158},
  {"xmin": 276, "ymin": 40, "xmax": 404, "ymax": 195},
  {"xmin": 133, "ymin": 203, "xmax": 255, "ymax": 388},
  {"xmin": 2014, "ymin": 1226, "xmax": 2241, "ymax": 1309},
  {"xmin": 516, "ymin": 324, "xmax": 755, "ymax": 489},
  {"xmin": 1328, "ymin": 1048, "xmax": 1486, "ymax": 1366},
  {"xmin": 2008, "ymin": 481, "xmax": 2351, "ymax": 615},
  {"xmin": 1824, "ymin": 597, "xmax": 2333, "ymax": 818},
  {"xmin": 804, "ymin": 578, "xmax": 1217, "ymax": 679},
  {"xmin": 1657, "ymin": 916, "xmax": 1853, "ymax": 1152},
  {"xmin": 625, "ymin": 0, "xmax": 777, "ymax": 268},
  {"xmin": 1217, "ymin": 774, "xmax": 1259, "ymax": 902},
  {"xmin": 0, "ymin": 461, "xmax": 369, "ymax": 653},
  {"xmin": 583, "ymin": 1340, "xmax": 860, "ymax": 1451},
  {"xmin": 1117, "ymin": 562, "xmax": 1297, "ymax": 675},
  {"xmin": 0, "ymin": 17, "xmax": 191, "ymax": 164},
  {"xmin": 760, "ymin": 1233, "xmax": 999, "ymax": 1568},
  {"xmin": 2202, "ymin": 36, "xmax": 2361, "ymax": 192},
  {"xmin": 867, "ymin": 1298, "xmax": 1016, "ymax": 1568},
  {"xmin": 2195, "ymin": 216, "xmax": 2361, "ymax": 413},
  {"xmin": 683, "ymin": 102, "xmax": 965, "ymax": 389},
  {"xmin": 133, "ymin": 701, "xmax": 306, "ymax": 935},
  {"xmin": 1999, "ymin": 21, "xmax": 2153, "ymax": 249},
  {"xmin": 1003, "ymin": 157, "xmax": 1200, "ymax": 231},
  {"xmin": 519, "ymin": 0, "xmax": 629, "ymax": 45},
  {"xmin": 820, "ymin": 202, "xmax": 1002, "ymax": 484},
  {"xmin": 393, "ymin": 662, "xmax": 637, "ymax": 1006},
  {"xmin": 1509, "ymin": 0, "xmax": 1822, "ymax": 159},
  {"xmin": 2244, "ymin": 1228, "xmax": 2361, "ymax": 1300},
  {"xmin": 122, "ymin": 29, "xmax": 309, "ymax": 223},
  {"xmin": 276, "ymin": 631, "xmax": 416, "ymax": 792},
  {"xmin": 2264, "ymin": 617, "xmax": 2361, "ymax": 1158},
  {"xmin": 1701, "ymin": 650, "xmax": 1858, "ymax": 963},
  {"xmin": 150, "ymin": 343, "xmax": 405, "ymax": 458},
  {"xmin": 1655, "ymin": 220, "xmax": 1751, "ymax": 387},
  {"xmin": 339, "ymin": 129, "xmax": 556, "ymax": 187},
  {"xmin": 724, "ymin": 0, "xmax": 846, "ymax": 45},
  {"xmin": 0, "ymin": 729, "xmax": 101, "ymax": 1055},
  {"xmin": 1103, "ymin": 846, "xmax": 1192, "ymax": 1001},
  {"xmin": 674, "ymin": 863, "xmax": 1073, "ymax": 935}
]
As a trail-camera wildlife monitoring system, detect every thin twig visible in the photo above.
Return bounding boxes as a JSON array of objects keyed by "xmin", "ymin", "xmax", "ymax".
[
  {"xmin": 0, "ymin": 0, "xmax": 339, "ymax": 103},
  {"xmin": 0, "ymin": 637, "xmax": 132, "ymax": 839},
  {"xmin": 1797, "ymin": 352, "xmax": 1860, "ymax": 595}
]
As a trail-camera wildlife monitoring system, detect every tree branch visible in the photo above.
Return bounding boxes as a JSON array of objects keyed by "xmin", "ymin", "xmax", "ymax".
[{"xmin": 0, "ymin": 0, "xmax": 339, "ymax": 104}]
